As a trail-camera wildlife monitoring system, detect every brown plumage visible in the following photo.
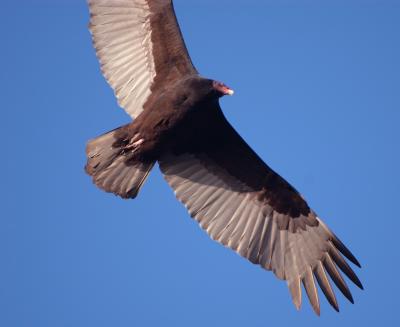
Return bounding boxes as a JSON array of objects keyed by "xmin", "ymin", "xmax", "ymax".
[{"xmin": 85, "ymin": 0, "xmax": 363, "ymax": 315}]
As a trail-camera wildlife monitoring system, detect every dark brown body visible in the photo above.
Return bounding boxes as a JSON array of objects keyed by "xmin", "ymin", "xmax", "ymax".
[
  {"xmin": 85, "ymin": 76, "xmax": 222, "ymax": 198},
  {"xmin": 113, "ymin": 76, "xmax": 221, "ymax": 162}
]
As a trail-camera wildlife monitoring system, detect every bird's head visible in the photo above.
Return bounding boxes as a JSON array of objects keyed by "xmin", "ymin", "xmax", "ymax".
[
  {"xmin": 183, "ymin": 77, "xmax": 234, "ymax": 104},
  {"xmin": 212, "ymin": 80, "xmax": 234, "ymax": 97}
]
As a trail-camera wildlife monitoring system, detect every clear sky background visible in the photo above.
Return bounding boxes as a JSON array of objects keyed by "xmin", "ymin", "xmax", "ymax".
[{"xmin": 1, "ymin": 0, "xmax": 399, "ymax": 326}]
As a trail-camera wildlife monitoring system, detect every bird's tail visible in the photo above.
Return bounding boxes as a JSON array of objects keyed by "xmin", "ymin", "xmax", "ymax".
[{"xmin": 85, "ymin": 125, "xmax": 154, "ymax": 199}]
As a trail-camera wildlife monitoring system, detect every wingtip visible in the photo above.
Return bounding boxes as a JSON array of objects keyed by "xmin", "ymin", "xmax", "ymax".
[
  {"xmin": 288, "ymin": 278, "xmax": 302, "ymax": 311},
  {"xmin": 302, "ymin": 267, "xmax": 321, "ymax": 316},
  {"xmin": 350, "ymin": 255, "xmax": 362, "ymax": 269},
  {"xmin": 331, "ymin": 235, "xmax": 361, "ymax": 268}
]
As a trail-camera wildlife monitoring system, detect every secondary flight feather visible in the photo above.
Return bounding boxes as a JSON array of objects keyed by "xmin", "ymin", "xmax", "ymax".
[{"xmin": 85, "ymin": 0, "xmax": 363, "ymax": 315}]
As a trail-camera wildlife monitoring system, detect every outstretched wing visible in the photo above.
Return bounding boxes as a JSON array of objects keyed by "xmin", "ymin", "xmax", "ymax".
[
  {"xmin": 88, "ymin": 0, "xmax": 197, "ymax": 119},
  {"xmin": 159, "ymin": 104, "xmax": 362, "ymax": 315}
]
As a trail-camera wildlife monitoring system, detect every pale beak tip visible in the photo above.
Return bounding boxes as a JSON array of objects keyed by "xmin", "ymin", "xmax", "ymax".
[{"xmin": 227, "ymin": 89, "xmax": 234, "ymax": 96}]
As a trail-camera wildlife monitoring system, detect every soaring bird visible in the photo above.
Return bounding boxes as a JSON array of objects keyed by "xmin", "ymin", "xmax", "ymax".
[{"xmin": 85, "ymin": 0, "xmax": 363, "ymax": 314}]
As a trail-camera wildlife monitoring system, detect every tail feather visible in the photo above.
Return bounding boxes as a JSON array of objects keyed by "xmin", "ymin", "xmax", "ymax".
[{"xmin": 85, "ymin": 126, "xmax": 154, "ymax": 199}]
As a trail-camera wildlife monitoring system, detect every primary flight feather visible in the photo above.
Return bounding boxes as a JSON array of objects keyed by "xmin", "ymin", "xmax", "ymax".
[{"xmin": 85, "ymin": 0, "xmax": 363, "ymax": 315}]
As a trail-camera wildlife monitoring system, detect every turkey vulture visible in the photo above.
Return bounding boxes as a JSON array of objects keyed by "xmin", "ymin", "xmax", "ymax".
[{"xmin": 85, "ymin": 0, "xmax": 363, "ymax": 315}]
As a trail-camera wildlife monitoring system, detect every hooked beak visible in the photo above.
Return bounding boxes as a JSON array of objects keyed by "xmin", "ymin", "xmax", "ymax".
[
  {"xmin": 213, "ymin": 81, "xmax": 234, "ymax": 96},
  {"xmin": 219, "ymin": 85, "xmax": 234, "ymax": 96},
  {"xmin": 225, "ymin": 88, "xmax": 234, "ymax": 96}
]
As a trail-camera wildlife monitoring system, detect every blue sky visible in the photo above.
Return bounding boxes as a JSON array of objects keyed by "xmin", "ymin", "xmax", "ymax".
[{"xmin": 1, "ymin": 0, "xmax": 399, "ymax": 326}]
